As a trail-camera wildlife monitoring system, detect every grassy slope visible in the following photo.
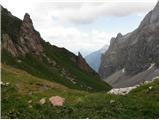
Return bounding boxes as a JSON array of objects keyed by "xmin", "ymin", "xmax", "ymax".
[
  {"xmin": 1, "ymin": 65, "xmax": 159, "ymax": 119},
  {"xmin": 1, "ymin": 6, "xmax": 111, "ymax": 92},
  {"xmin": 1, "ymin": 45, "xmax": 111, "ymax": 92},
  {"xmin": 42, "ymin": 42, "xmax": 111, "ymax": 91}
]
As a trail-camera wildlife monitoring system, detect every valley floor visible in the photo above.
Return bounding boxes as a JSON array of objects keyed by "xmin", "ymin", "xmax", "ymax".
[{"xmin": 1, "ymin": 64, "xmax": 159, "ymax": 119}]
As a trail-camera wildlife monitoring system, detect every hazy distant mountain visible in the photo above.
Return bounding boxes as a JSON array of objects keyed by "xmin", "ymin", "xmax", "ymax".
[
  {"xmin": 85, "ymin": 45, "xmax": 109, "ymax": 72},
  {"xmin": 99, "ymin": 3, "xmax": 159, "ymax": 88}
]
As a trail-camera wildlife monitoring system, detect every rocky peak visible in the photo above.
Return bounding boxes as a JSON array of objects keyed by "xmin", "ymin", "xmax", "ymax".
[
  {"xmin": 17, "ymin": 13, "xmax": 43, "ymax": 55},
  {"xmin": 22, "ymin": 13, "xmax": 34, "ymax": 30},
  {"xmin": 77, "ymin": 52, "xmax": 85, "ymax": 64},
  {"xmin": 1, "ymin": 9, "xmax": 43, "ymax": 56},
  {"xmin": 23, "ymin": 13, "xmax": 33, "ymax": 24},
  {"xmin": 20, "ymin": 13, "xmax": 36, "ymax": 35},
  {"xmin": 110, "ymin": 37, "xmax": 116, "ymax": 46},
  {"xmin": 78, "ymin": 52, "xmax": 83, "ymax": 58},
  {"xmin": 138, "ymin": 2, "xmax": 159, "ymax": 29},
  {"xmin": 116, "ymin": 33, "xmax": 122, "ymax": 38}
]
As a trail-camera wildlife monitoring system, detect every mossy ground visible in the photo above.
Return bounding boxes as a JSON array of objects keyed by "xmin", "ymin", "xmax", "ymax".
[{"xmin": 1, "ymin": 64, "xmax": 159, "ymax": 119}]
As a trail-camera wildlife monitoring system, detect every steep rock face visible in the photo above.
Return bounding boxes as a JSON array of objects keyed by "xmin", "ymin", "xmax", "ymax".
[
  {"xmin": 2, "ymin": 10, "xmax": 43, "ymax": 56},
  {"xmin": 85, "ymin": 45, "xmax": 109, "ymax": 72},
  {"xmin": 99, "ymin": 3, "xmax": 159, "ymax": 87},
  {"xmin": 18, "ymin": 13, "xmax": 43, "ymax": 55},
  {"xmin": 2, "ymin": 34, "xmax": 19, "ymax": 56}
]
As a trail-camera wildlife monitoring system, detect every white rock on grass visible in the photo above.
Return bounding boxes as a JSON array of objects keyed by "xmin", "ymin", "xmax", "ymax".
[
  {"xmin": 1, "ymin": 82, "xmax": 10, "ymax": 86},
  {"xmin": 108, "ymin": 86, "xmax": 138, "ymax": 95},
  {"xmin": 39, "ymin": 98, "xmax": 46, "ymax": 105},
  {"xmin": 108, "ymin": 77, "xmax": 158, "ymax": 95},
  {"xmin": 0, "ymin": 81, "xmax": 4, "ymax": 85},
  {"xmin": 28, "ymin": 100, "xmax": 32, "ymax": 104},
  {"xmin": 149, "ymin": 86, "xmax": 153, "ymax": 90},
  {"xmin": 5, "ymin": 82, "xmax": 10, "ymax": 86},
  {"xmin": 110, "ymin": 99, "xmax": 115, "ymax": 104}
]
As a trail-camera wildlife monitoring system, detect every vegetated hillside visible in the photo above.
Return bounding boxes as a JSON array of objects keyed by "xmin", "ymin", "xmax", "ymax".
[
  {"xmin": 85, "ymin": 45, "xmax": 109, "ymax": 72},
  {"xmin": 1, "ymin": 64, "xmax": 158, "ymax": 119},
  {"xmin": 1, "ymin": 5, "xmax": 111, "ymax": 92},
  {"xmin": 99, "ymin": 2, "xmax": 159, "ymax": 88}
]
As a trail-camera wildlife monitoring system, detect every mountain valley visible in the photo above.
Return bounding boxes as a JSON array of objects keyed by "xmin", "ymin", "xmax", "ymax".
[{"xmin": 1, "ymin": 2, "xmax": 159, "ymax": 119}]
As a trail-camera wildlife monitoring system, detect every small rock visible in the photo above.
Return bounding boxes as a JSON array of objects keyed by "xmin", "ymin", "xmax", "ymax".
[
  {"xmin": 49, "ymin": 96, "xmax": 65, "ymax": 106},
  {"xmin": 28, "ymin": 100, "xmax": 32, "ymax": 104},
  {"xmin": 0, "ymin": 81, "xmax": 4, "ymax": 85},
  {"xmin": 5, "ymin": 82, "xmax": 10, "ymax": 86},
  {"xmin": 28, "ymin": 105, "xmax": 32, "ymax": 108},
  {"xmin": 17, "ymin": 59, "xmax": 22, "ymax": 63},
  {"xmin": 110, "ymin": 99, "xmax": 115, "ymax": 104},
  {"xmin": 149, "ymin": 86, "xmax": 153, "ymax": 90},
  {"xmin": 39, "ymin": 98, "xmax": 46, "ymax": 105},
  {"xmin": 28, "ymin": 92, "xmax": 33, "ymax": 95}
]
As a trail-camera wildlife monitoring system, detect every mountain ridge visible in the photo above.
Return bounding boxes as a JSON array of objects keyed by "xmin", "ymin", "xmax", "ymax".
[
  {"xmin": 99, "ymin": 2, "xmax": 159, "ymax": 88},
  {"xmin": 1, "ymin": 5, "xmax": 111, "ymax": 92}
]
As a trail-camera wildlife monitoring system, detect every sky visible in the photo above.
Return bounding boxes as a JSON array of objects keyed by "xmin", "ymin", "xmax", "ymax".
[{"xmin": 0, "ymin": 0, "xmax": 158, "ymax": 56}]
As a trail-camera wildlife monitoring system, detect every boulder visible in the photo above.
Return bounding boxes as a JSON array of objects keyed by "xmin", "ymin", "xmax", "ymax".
[{"xmin": 49, "ymin": 96, "xmax": 65, "ymax": 106}]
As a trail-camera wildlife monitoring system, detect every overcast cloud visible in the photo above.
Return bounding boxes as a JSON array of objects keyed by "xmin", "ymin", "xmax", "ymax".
[{"xmin": 0, "ymin": 0, "xmax": 158, "ymax": 56}]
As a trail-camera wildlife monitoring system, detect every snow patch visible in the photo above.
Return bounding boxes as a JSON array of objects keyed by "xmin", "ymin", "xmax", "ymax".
[
  {"xmin": 147, "ymin": 63, "xmax": 155, "ymax": 70},
  {"xmin": 122, "ymin": 68, "xmax": 125, "ymax": 73}
]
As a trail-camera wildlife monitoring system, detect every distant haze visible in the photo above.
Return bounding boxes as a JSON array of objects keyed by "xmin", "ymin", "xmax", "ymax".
[{"xmin": 85, "ymin": 44, "xmax": 109, "ymax": 72}]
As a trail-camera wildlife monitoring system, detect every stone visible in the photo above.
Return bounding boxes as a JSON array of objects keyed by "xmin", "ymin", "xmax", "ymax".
[
  {"xmin": 0, "ymin": 81, "xmax": 4, "ymax": 85},
  {"xmin": 108, "ymin": 86, "xmax": 138, "ymax": 95},
  {"xmin": 149, "ymin": 86, "xmax": 153, "ymax": 90},
  {"xmin": 17, "ymin": 59, "xmax": 22, "ymax": 63},
  {"xmin": 49, "ymin": 96, "xmax": 65, "ymax": 106},
  {"xmin": 28, "ymin": 100, "xmax": 32, "ymax": 104},
  {"xmin": 28, "ymin": 105, "xmax": 32, "ymax": 108},
  {"xmin": 110, "ymin": 100, "xmax": 115, "ymax": 104},
  {"xmin": 39, "ymin": 98, "xmax": 46, "ymax": 105},
  {"xmin": 5, "ymin": 82, "xmax": 10, "ymax": 86}
]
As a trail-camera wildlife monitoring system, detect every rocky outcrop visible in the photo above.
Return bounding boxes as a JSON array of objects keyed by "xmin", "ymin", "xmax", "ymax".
[
  {"xmin": 18, "ymin": 13, "xmax": 43, "ymax": 55},
  {"xmin": 1, "ymin": 6, "xmax": 97, "ymax": 75},
  {"xmin": 2, "ymin": 34, "xmax": 19, "ymax": 56},
  {"xmin": 2, "ymin": 11, "xmax": 43, "ymax": 56},
  {"xmin": 99, "ymin": 3, "xmax": 159, "ymax": 87}
]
